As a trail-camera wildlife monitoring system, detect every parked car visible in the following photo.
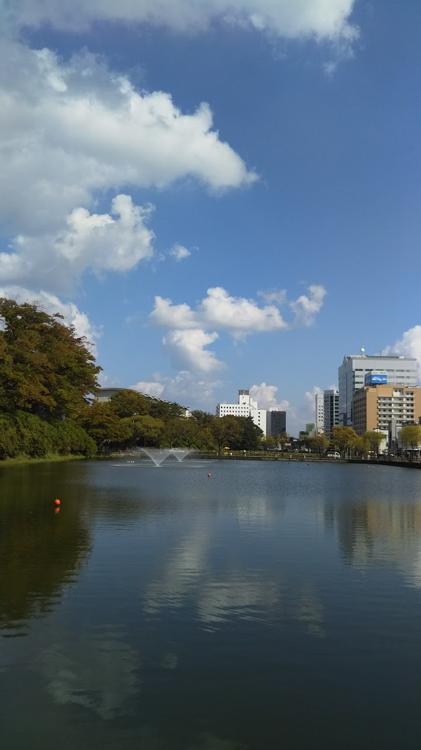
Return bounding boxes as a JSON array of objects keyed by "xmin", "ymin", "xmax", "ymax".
[{"xmin": 326, "ymin": 451, "xmax": 341, "ymax": 459}]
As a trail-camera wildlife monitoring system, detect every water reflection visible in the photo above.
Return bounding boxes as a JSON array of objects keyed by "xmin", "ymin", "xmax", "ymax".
[
  {"xmin": 36, "ymin": 628, "xmax": 140, "ymax": 720},
  {"xmin": 326, "ymin": 495, "xmax": 421, "ymax": 584},
  {"xmin": 0, "ymin": 470, "xmax": 91, "ymax": 633}
]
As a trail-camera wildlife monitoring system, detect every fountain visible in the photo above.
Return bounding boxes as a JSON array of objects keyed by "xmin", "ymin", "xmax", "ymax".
[
  {"xmin": 140, "ymin": 448, "xmax": 193, "ymax": 467},
  {"xmin": 170, "ymin": 449, "xmax": 192, "ymax": 463},
  {"xmin": 141, "ymin": 448, "xmax": 172, "ymax": 467}
]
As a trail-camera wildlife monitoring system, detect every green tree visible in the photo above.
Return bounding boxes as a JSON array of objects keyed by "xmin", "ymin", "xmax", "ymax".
[
  {"xmin": 210, "ymin": 416, "xmax": 240, "ymax": 454},
  {"xmin": 109, "ymin": 389, "xmax": 151, "ymax": 418},
  {"xmin": 363, "ymin": 431, "xmax": 384, "ymax": 457},
  {"xmin": 332, "ymin": 426, "xmax": 359, "ymax": 458},
  {"xmin": 238, "ymin": 416, "xmax": 263, "ymax": 450},
  {"xmin": 0, "ymin": 415, "xmax": 19, "ymax": 459},
  {"xmin": 0, "ymin": 298, "xmax": 99, "ymax": 418},
  {"xmin": 191, "ymin": 410, "xmax": 215, "ymax": 428},
  {"xmin": 307, "ymin": 434, "xmax": 329, "ymax": 455},
  {"xmin": 400, "ymin": 424, "xmax": 421, "ymax": 451},
  {"xmin": 79, "ymin": 402, "xmax": 131, "ymax": 450},
  {"xmin": 127, "ymin": 415, "xmax": 165, "ymax": 447}
]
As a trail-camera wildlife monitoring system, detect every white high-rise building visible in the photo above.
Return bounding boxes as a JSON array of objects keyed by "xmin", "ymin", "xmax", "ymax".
[
  {"xmin": 338, "ymin": 354, "xmax": 418, "ymax": 426},
  {"xmin": 216, "ymin": 389, "xmax": 268, "ymax": 436},
  {"xmin": 315, "ymin": 391, "xmax": 325, "ymax": 433}
]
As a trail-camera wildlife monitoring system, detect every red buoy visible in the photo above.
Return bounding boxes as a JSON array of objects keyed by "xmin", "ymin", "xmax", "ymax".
[{"xmin": 54, "ymin": 498, "xmax": 61, "ymax": 506}]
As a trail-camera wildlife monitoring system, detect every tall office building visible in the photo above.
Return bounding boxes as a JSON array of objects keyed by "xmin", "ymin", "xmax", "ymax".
[
  {"xmin": 216, "ymin": 389, "xmax": 268, "ymax": 436},
  {"xmin": 315, "ymin": 391, "xmax": 325, "ymax": 433},
  {"xmin": 267, "ymin": 410, "xmax": 286, "ymax": 437},
  {"xmin": 323, "ymin": 389, "xmax": 339, "ymax": 438},
  {"xmin": 338, "ymin": 354, "xmax": 418, "ymax": 425},
  {"xmin": 353, "ymin": 385, "xmax": 421, "ymax": 436}
]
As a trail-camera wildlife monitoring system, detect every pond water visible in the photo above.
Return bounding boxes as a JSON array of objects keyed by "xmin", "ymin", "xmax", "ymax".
[{"xmin": 1, "ymin": 459, "xmax": 421, "ymax": 749}]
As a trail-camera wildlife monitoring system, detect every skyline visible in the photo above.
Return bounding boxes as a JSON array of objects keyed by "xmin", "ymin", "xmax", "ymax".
[{"xmin": 1, "ymin": 1, "xmax": 421, "ymax": 433}]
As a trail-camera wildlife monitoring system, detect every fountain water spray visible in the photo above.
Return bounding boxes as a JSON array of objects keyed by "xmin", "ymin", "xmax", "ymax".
[
  {"xmin": 170, "ymin": 449, "xmax": 192, "ymax": 463},
  {"xmin": 140, "ymin": 448, "xmax": 193, "ymax": 467},
  {"xmin": 141, "ymin": 448, "xmax": 172, "ymax": 467}
]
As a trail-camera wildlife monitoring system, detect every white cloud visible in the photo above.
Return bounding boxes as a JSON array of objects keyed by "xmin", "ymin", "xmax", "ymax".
[
  {"xmin": 0, "ymin": 38, "xmax": 255, "ymax": 239},
  {"xmin": 170, "ymin": 244, "xmax": 191, "ymax": 262},
  {"xmin": 250, "ymin": 382, "xmax": 289, "ymax": 411},
  {"xmin": 290, "ymin": 284, "xmax": 326, "ymax": 327},
  {"xmin": 151, "ymin": 285, "xmax": 326, "ymax": 373},
  {"xmin": 151, "ymin": 296, "xmax": 198, "ymax": 329},
  {"xmin": 201, "ymin": 287, "xmax": 286, "ymax": 335},
  {"xmin": 151, "ymin": 287, "xmax": 287, "ymax": 336},
  {"xmin": 0, "ymin": 195, "xmax": 155, "ymax": 293},
  {"xmin": 0, "ymin": 286, "xmax": 99, "ymax": 351},
  {"xmin": 8, "ymin": 1, "xmax": 358, "ymax": 45},
  {"xmin": 383, "ymin": 325, "xmax": 421, "ymax": 379},
  {"xmin": 132, "ymin": 371, "xmax": 220, "ymax": 408},
  {"xmin": 163, "ymin": 329, "xmax": 222, "ymax": 373},
  {"xmin": 258, "ymin": 288, "xmax": 287, "ymax": 305},
  {"xmin": 131, "ymin": 381, "xmax": 165, "ymax": 398}
]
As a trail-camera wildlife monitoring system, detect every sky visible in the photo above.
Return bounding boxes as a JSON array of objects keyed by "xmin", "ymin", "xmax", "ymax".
[{"xmin": 1, "ymin": 0, "xmax": 421, "ymax": 434}]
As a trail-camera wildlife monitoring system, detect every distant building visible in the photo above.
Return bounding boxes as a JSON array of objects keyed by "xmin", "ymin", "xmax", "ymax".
[
  {"xmin": 267, "ymin": 410, "xmax": 286, "ymax": 437},
  {"xmin": 315, "ymin": 391, "xmax": 325, "ymax": 433},
  {"xmin": 323, "ymin": 389, "xmax": 339, "ymax": 438},
  {"xmin": 352, "ymin": 385, "xmax": 421, "ymax": 436},
  {"xmin": 338, "ymin": 354, "xmax": 418, "ymax": 425},
  {"xmin": 96, "ymin": 387, "xmax": 126, "ymax": 402},
  {"xmin": 216, "ymin": 389, "xmax": 268, "ymax": 436}
]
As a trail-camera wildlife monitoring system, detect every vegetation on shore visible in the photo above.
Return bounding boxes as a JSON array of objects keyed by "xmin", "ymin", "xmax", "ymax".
[
  {"xmin": 0, "ymin": 299, "xmax": 263, "ymax": 460},
  {"xmin": 1, "ymin": 299, "xmax": 420, "ymax": 463}
]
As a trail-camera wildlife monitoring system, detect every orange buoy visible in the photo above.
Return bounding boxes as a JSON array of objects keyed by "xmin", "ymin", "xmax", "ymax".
[{"xmin": 54, "ymin": 498, "xmax": 61, "ymax": 506}]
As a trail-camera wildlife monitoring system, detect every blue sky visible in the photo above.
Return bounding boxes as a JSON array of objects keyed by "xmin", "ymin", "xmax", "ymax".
[{"xmin": 1, "ymin": 1, "xmax": 420, "ymax": 432}]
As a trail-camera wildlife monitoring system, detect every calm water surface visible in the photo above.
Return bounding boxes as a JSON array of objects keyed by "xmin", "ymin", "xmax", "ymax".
[{"xmin": 1, "ymin": 459, "xmax": 421, "ymax": 749}]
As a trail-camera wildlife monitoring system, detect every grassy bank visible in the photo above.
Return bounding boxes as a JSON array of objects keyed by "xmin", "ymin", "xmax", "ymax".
[{"xmin": 0, "ymin": 454, "xmax": 86, "ymax": 467}]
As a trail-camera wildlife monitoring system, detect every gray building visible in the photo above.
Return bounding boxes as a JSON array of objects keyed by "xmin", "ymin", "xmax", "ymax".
[
  {"xmin": 266, "ymin": 410, "xmax": 286, "ymax": 437},
  {"xmin": 315, "ymin": 390, "xmax": 325, "ymax": 433},
  {"xmin": 338, "ymin": 354, "xmax": 418, "ymax": 426},
  {"xmin": 323, "ymin": 389, "xmax": 339, "ymax": 437}
]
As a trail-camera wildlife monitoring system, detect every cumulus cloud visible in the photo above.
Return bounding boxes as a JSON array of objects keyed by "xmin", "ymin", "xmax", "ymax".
[
  {"xmin": 151, "ymin": 296, "xmax": 198, "ymax": 329},
  {"xmin": 132, "ymin": 371, "xmax": 220, "ymax": 408},
  {"xmin": 131, "ymin": 381, "xmax": 166, "ymax": 398},
  {"xmin": 0, "ymin": 38, "xmax": 255, "ymax": 238},
  {"xmin": 290, "ymin": 284, "xmax": 326, "ymax": 327},
  {"xmin": 170, "ymin": 244, "xmax": 191, "ymax": 262},
  {"xmin": 7, "ymin": 1, "xmax": 358, "ymax": 45},
  {"xmin": 0, "ymin": 195, "xmax": 154, "ymax": 293},
  {"xmin": 151, "ymin": 285, "xmax": 325, "ymax": 372},
  {"xmin": 151, "ymin": 287, "xmax": 287, "ymax": 336},
  {"xmin": 383, "ymin": 325, "xmax": 421, "ymax": 378},
  {"xmin": 0, "ymin": 286, "xmax": 99, "ymax": 351},
  {"xmin": 163, "ymin": 329, "xmax": 222, "ymax": 373},
  {"xmin": 250, "ymin": 383, "xmax": 289, "ymax": 411},
  {"xmin": 258, "ymin": 288, "xmax": 287, "ymax": 305},
  {"xmin": 201, "ymin": 287, "xmax": 286, "ymax": 335}
]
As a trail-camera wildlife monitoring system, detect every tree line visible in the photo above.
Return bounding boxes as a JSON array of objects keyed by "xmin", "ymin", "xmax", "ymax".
[
  {"xmin": 1, "ymin": 299, "xmax": 420, "ymax": 461},
  {"xmin": 0, "ymin": 299, "xmax": 263, "ymax": 459}
]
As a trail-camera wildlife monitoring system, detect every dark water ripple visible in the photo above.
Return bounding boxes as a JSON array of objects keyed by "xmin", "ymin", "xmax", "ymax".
[{"xmin": 1, "ymin": 460, "xmax": 421, "ymax": 749}]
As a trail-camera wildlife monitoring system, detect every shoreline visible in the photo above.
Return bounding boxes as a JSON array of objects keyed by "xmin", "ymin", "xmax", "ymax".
[
  {"xmin": 1, "ymin": 452, "xmax": 420, "ymax": 470},
  {"xmin": 0, "ymin": 454, "xmax": 87, "ymax": 468}
]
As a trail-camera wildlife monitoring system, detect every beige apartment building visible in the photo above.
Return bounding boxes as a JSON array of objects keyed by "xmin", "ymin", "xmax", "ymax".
[{"xmin": 353, "ymin": 385, "xmax": 421, "ymax": 435}]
